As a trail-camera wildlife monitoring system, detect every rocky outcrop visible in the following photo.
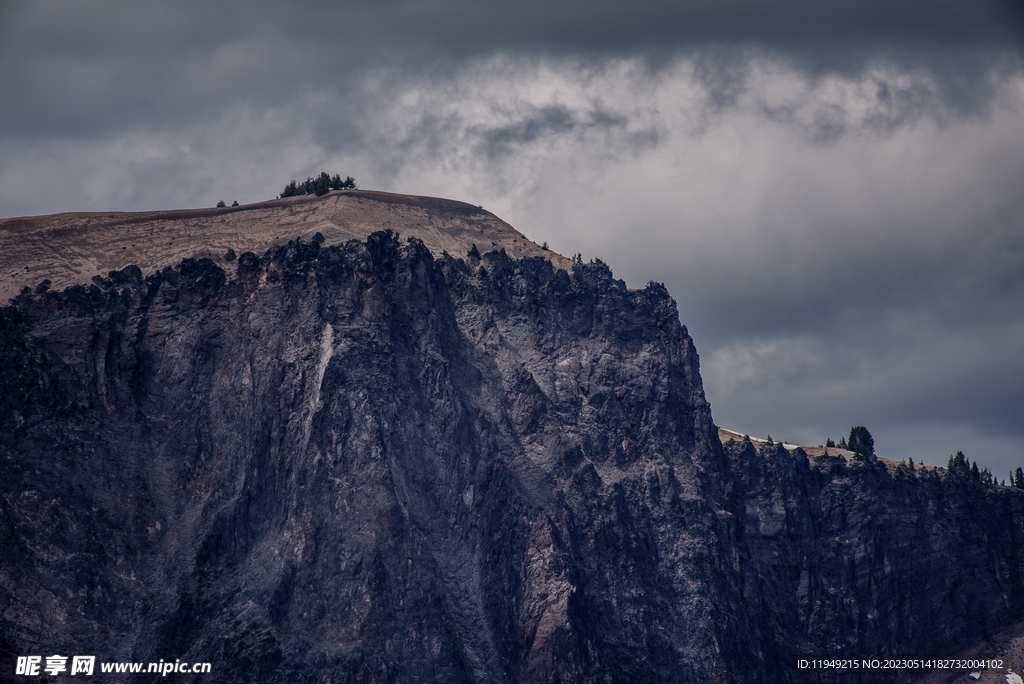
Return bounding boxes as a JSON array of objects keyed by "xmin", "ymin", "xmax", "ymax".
[{"xmin": 3, "ymin": 226, "xmax": 1024, "ymax": 682}]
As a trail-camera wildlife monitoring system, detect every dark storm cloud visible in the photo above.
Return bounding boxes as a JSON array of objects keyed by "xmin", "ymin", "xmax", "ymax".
[
  {"xmin": 276, "ymin": 0, "xmax": 1024, "ymax": 55},
  {"xmin": 474, "ymin": 105, "xmax": 638, "ymax": 159},
  {"xmin": 485, "ymin": 105, "xmax": 595, "ymax": 150},
  {"xmin": 1, "ymin": 0, "xmax": 1021, "ymax": 140}
]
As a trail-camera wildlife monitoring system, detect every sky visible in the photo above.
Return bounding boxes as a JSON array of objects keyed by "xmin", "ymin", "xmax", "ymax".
[{"xmin": 1, "ymin": 0, "xmax": 1023, "ymax": 473}]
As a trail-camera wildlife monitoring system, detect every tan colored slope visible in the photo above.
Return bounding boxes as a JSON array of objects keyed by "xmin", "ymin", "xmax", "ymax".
[{"xmin": 0, "ymin": 189, "xmax": 570, "ymax": 303}]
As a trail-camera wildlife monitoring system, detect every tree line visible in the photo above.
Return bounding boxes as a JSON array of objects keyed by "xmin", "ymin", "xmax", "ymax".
[
  {"xmin": 820, "ymin": 426, "xmax": 1021, "ymax": 487},
  {"xmin": 280, "ymin": 172, "xmax": 356, "ymax": 198}
]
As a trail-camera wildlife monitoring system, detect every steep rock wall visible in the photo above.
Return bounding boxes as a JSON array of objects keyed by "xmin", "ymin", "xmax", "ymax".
[
  {"xmin": 0, "ymin": 235, "xmax": 764, "ymax": 682},
  {"xmin": 729, "ymin": 439, "xmax": 1024, "ymax": 682}
]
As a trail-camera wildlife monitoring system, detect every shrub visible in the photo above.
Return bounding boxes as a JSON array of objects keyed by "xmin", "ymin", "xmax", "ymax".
[
  {"xmin": 467, "ymin": 243, "xmax": 481, "ymax": 259},
  {"xmin": 216, "ymin": 200, "xmax": 226, "ymax": 208}
]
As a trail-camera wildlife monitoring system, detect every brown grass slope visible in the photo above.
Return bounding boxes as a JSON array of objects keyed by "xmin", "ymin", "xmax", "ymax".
[{"xmin": 0, "ymin": 189, "xmax": 570, "ymax": 303}]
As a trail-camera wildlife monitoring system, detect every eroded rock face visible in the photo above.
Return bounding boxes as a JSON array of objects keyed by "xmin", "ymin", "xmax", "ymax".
[
  {"xmin": 727, "ymin": 439, "xmax": 1024, "ymax": 680},
  {"xmin": 0, "ymin": 234, "xmax": 762, "ymax": 682},
  {"xmin": 4, "ymin": 231, "xmax": 1024, "ymax": 683}
]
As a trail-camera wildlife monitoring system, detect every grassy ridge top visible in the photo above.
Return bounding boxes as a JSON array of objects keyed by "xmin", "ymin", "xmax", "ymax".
[{"xmin": 0, "ymin": 190, "xmax": 567, "ymax": 302}]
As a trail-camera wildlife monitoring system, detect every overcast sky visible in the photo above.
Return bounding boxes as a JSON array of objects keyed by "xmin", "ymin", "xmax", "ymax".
[{"xmin": 2, "ymin": 0, "xmax": 1023, "ymax": 473}]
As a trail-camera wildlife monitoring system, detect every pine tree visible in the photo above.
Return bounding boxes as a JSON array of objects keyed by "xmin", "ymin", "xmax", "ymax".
[
  {"xmin": 307, "ymin": 172, "xmax": 327, "ymax": 196},
  {"xmin": 946, "ymin": 452, "xmax": 971, "ymax": 480},
  {"xmin": 280, "ymin": 180, "xmax": 303, "ymax": 198},
  {"xmin": 848, "ymin": 426, "xmax": 875, "ymax": 461}
]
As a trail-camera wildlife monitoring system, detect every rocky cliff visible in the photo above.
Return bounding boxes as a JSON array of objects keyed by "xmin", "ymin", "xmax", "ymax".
[
  {"xmin": 726, "ymin": 439, "xmax": 1024, "ymax": 680},
  {"xmin": 2, "ymin": 195, "xmax": 1024, "ymax": 683}
]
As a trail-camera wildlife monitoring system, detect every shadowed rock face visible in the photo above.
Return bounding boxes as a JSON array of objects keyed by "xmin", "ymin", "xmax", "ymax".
[
  {"xmin": 0, "ymin": 234, "xmax": 765, "ymax": 682},
  {"xmin": 3, "ymin": 230, "xmax": 1024, "ymax": 683},
  {"xmin": 728, "ymin": 440, "xmax": 1024, "ymax": 677}
]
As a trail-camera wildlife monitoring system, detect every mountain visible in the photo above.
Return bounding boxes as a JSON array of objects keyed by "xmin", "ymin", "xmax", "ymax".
[{"xmin": 2, "ymin": 191, "xmax": 1024, "ymax": 682}]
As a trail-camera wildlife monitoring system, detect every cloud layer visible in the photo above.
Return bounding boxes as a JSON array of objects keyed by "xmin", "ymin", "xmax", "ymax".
[{"xmin": 2, "ymin": 1, "xmax": 1023, "ymax": 473}]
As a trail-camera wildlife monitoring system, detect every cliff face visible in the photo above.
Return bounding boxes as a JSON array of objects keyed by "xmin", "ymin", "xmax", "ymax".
[
  {"xmin": 728, "ymin": 440, "xmax": 1024, "ymax": 673},
  {"xmin": 3, "ymin": 225, "xmax": 1024, "ymax": 683},
  {"xmin": 0, "ymin": 234, "xmax": 762, "ymax": 682}
]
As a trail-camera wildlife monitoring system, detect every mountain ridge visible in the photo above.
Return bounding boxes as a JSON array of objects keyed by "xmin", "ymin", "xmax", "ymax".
[{"xmin": 0, "ymin": 189, "xmax": 569, "ymax": 303}]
